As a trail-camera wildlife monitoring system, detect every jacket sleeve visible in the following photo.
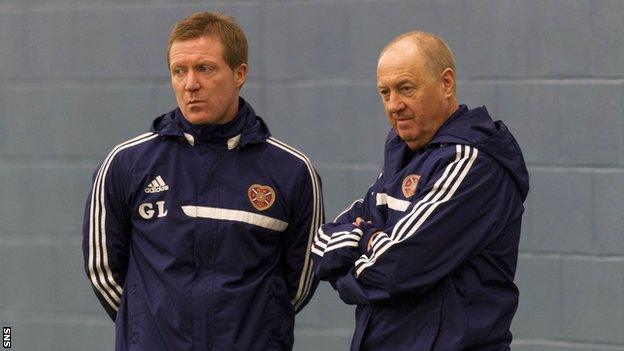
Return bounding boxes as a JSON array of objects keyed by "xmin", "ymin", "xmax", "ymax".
[
  {"xmin": 310, "ymin": 197, "xmax": 366, "ymax": 261},
  {"xmin": 82, "ymin": 153, "xmax": 131, "ymax": 321},
  {"xmin": 334, "ymin": 145, "xmax": 518, "ymax": 305},
  {"xmin": 312, "ymin": 223, "xmax": 362, "ymax": 280},
  {"xmin": 282, "ymin": 163, "xmax": 325, "ymax": 313},
  {"xmin": 311, "ymin": 182, "xmax": 382, "ymax": 281}
]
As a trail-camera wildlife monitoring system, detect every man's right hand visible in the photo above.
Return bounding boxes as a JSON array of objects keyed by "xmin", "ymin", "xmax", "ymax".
[
  {"xmin": 352, "ymin": 217, "xmax": 381, "ymax": 253},
  {"xmin": 352, "ymin": 217, "xmax": 366, "ymax": 227}
]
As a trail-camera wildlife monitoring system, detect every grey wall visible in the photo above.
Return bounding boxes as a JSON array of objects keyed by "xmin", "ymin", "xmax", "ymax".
[{"xmin": 1, "ymin": 1, "xmax": 623, "ymax": 350}]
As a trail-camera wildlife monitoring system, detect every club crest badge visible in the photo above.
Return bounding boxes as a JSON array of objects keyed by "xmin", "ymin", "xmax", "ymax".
[
  {"xmin": 401, "ymin": 174, "xmax": 420, "ymax": 198},
  {"xmin": 248, "ymin": 184, "xmax": 276, "ymax": 211}
]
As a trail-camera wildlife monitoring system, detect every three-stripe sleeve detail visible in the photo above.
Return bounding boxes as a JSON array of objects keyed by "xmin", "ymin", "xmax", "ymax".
[
  {"xmin": 311, "ymin": 227, "xmax": 330, "ymax": 257},
  {"xmin": 87, "ymin": 132, "xmax": 157, "ymax": 312},
  {"xmin": 312, "ymin": 228, "xmax": 363, "ymax": 257},
  {"xmin": 267, "ymin": 137, "xmax": 323, "ymax": 312},
  {"xmin": 355, "ymin": 145, "xmax": 479, "ymax": 276},
  {"xmin": 312, "ymin": 198, "xmax": 364, "ymax": 256}
]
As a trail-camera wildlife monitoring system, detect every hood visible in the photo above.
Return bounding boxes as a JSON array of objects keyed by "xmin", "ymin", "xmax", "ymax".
[
  {"xmin": 150, "ymin": 97, "xmax": 271, "ymax": 148},
  {"xmin": 431, "ymin": 105, "xmax": 529, "ymax": 201}
]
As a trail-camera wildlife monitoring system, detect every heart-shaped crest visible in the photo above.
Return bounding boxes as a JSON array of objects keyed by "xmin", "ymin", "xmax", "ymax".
[
  {"xmin": 248, "ymin": 184, "xmax": 276, "ymax": 211},
  {"xmin": 402, "ymin": 174, "xmax": 420, "ymax": 198}
]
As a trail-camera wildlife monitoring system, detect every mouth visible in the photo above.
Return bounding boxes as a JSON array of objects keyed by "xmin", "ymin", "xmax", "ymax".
[
  {"xmin": 188, "ymin": 100, "xmax": 204, "ymax": 106},
  {"xmin": 394, "ymin": 117, "xmax": 412, "ymax": 123},
  {"xmin": 391, "ymin": 112, "xmax": 411, "ymax": 121},
  {"xmin": 394, "ymin": 117, "xmax": 414, "ymax": 130}
]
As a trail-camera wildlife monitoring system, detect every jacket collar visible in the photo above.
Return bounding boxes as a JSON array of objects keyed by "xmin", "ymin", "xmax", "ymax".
[
  {"xmin": 387, "ymin": 104, "xmax": 529, "ymax": 201},
  {"xmin": 151, "ymin": 97, "xmax": 270, "ymax": 149}
]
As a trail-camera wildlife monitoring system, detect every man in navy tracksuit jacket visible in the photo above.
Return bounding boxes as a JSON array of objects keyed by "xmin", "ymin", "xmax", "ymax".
[
  {"xmin": 312, "ymin": 32, "xmax": 529, "ymax": 350},
  {"xmin": 82, "ymin": 12, "xmax": 322, "ymax": 350}
]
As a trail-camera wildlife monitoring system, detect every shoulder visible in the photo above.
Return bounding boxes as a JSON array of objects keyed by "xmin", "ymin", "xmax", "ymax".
[
  {"xmin": 264, "ymin": 137, "xmax": 318, "ymax": 174},
  {"xmin": 263, "ymin": 137, "xmax": 322, "ymax": 212},
  {"xmin": 432, "ymin": 143, "xmax": 479, "ymax": 160},
  {"xmin": 89, "ymin": 132, "xmax": 160, "ymax": 193},
  {"xmin": 98, "ymin": 132, "xmax": 160, "ymax": 172},
  {"xmin": 111, "ymin": 132, "xmax": 159, "ymax": 151},
  {"xmin": 419, "ymin": 143, "xmax": 495, "ymax": 176}
]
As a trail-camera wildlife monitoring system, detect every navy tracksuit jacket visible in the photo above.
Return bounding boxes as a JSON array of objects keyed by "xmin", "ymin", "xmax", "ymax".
[
  {"xmin": 312, "ymin": 105, "xmax": 529, "ymax": 350},
  {"xmin": 83, "ymin": 98, "xmax": 323, "ymax": 350}
]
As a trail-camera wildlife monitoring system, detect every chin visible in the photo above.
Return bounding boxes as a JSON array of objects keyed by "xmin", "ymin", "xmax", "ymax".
[
  {"xmin": 398, "ymin": 131, "xmax": 417, "ymax": 142},
  {"xmin": 182, "ymin": 109, "xmax": 213, "ymax": 124},
  {"xmin": 398, "ymin": 134, "xmax": 423, "ymax": 148},
  {"xmin": 184, "ymin": 114, "xmax": 210, "ymax": 125}
]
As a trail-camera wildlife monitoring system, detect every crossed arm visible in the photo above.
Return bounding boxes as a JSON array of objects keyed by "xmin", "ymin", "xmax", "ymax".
[{"xmin": 312, "ymin": 145, "xmax": 512, "ymax": 305}]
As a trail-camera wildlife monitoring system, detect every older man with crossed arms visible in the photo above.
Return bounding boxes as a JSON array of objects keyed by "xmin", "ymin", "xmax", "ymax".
[{"xmin": 312, "ymin": 31, "xmax": 529, "ymax": 350}]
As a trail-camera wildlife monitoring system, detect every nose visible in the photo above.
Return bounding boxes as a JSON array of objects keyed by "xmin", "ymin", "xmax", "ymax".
[
  {"xmin": 184, "ymin": 71, "xmax": 200, "ymax": 92},
  {"xmin": 386, "ymin": 92, "xmax": 406, "ymax": 114}
]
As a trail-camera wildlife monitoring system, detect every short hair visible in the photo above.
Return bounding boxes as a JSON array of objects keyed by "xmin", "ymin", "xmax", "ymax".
[
  {"xmin": 167, "ymin": 11, "xmax": 248, "ymax": 70},
  {"xmin": 380, "ymin": 31, "xmax": 456, "ymax": 77}
]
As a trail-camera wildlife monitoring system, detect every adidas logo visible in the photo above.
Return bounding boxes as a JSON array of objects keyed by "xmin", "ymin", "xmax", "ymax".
[{"xmin": 144, "ymin": 175, "xmax": 169, "ymax": 193}]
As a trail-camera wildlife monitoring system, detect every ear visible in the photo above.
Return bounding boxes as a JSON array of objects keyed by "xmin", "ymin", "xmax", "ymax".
[
  {"xmin": 234, "ymin": 63, "xmax": 248, "ymax": 89},
  {"xmin": 440, "ymin": 68, "xmax": 455, "ymax": 98}
]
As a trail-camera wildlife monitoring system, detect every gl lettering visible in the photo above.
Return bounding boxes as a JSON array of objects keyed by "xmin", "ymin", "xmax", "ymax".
[{"xmin": 138, "ymin": 201, "xmax": 168, "ymax": 219}]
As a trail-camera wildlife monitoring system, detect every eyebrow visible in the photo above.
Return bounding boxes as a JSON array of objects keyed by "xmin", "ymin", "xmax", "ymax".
[
  {"xmin": 395, "ymin": 79, "xmax": 413, "ymax": 86},
  {"xmin": 170, "ymin": 59, "xmax": 216, "ymax": 67},
  {"xmin": 377, "ymin": 78, "xmax": 414, "ymax": 89}
]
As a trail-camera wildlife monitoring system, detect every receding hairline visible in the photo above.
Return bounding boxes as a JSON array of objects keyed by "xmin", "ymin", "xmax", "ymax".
[{"xmin": 379, "ymin": 31, "xmax": 456, "ymax": 76}]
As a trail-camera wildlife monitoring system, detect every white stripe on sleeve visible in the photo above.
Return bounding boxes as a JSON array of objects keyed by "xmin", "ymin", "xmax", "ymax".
[
  {"xmin": 88, "ymin": 132, "xmax": 157, "ymax": 312},
  {"xmin": 355, "ymin": 145, "xmax": 478, "ymax": 276},
  {"xmin": 267, "ymin": 137, "xmax": 323, "ymax": 311}
]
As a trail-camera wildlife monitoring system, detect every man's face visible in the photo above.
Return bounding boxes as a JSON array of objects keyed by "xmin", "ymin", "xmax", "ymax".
[
  {"xmin": 169, "ymin": 35, "xmax": 247, "ymax": 125},
  {"xmin": 376, "ymin": 41, "xmax": 454, "ymax": 150}
]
